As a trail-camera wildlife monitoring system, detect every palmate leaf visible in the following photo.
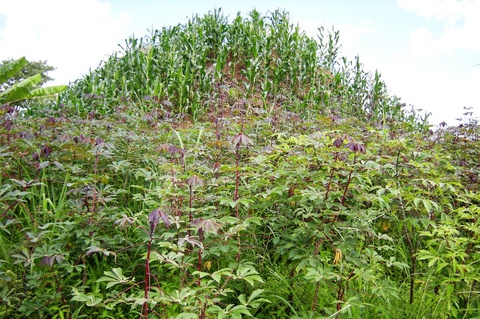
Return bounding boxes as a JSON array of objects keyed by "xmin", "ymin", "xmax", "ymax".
[
  {"xmin": 96, "ymin": 267, "xmax": 132, "ymax": 289},
  {"xmin": 71, "ymin": 288, "xmax": 103, "ymax": 307},
  {"xmin": 192, "ymin": 218, "xmax": 221, "ymax": 235},
  {"xmin": 235, "ymin": 263, "xmax": 264, "ymax": 286},
  {"xmin": 231, "ymin": 133, "xmax": 254, "ymax": 147},
  {"xmin": 148, "ymin": 208, "xmax": 171, "ymax": 234}
]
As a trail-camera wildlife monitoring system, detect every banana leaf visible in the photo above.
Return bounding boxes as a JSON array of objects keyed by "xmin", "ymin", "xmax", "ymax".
[
  {"xmin": 0, "ymin": 73, "xmax": 43, "ymax": 104},
  {"xmin": 0, "ymin": 56, "xmax": 27, "ymax": 86}
]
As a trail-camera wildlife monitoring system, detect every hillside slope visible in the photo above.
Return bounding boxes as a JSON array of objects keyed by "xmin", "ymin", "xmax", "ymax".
[{"xmin": 1, "ymin": 9, "xmax": 479, "ymax": 319}]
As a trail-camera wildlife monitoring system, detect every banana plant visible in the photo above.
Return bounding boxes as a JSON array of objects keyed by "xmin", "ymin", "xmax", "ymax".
[{"xmin": 0, "ymin": 56, "xmax": 67, "ymax": 105}]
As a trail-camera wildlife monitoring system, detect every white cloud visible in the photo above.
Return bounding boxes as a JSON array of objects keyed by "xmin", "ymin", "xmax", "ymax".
[
  {"xmin": 0, "ymin": 0, "xmax": 131, "ymax": 84},
  {"xmin": 407, "ymin": 27, "xmax": 442, "ymax": 60},
  {"xmin": 398, "ymin": 0, "xmax": 480, "ymax": 55},
  {"xmin": 298, "ymin": 19, "xmax": 376, "ymax": 58},
  {"xmin": 398, "ymin": 0, "xmax": 465, "ymax": 22},
  {"xmin": 388, "ymin": 0, "xmax": 480, "ymax": 124},
  {"xmin": 377, "ymin": 51, "xmax": 480, "ymax": 125}
]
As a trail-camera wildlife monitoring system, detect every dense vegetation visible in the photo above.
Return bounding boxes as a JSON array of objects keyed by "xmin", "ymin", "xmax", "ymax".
[{"xmin": 1, "ymin": 9, "xmax": 479, "ymax": 319}]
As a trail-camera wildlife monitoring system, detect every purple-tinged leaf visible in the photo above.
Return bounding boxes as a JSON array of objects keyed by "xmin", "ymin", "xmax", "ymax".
[
  {"xmin": 162, "ymin": 100, "xmax": 174, "ymax": 108},
  {"xmin": 343, "ymin": 134, "xmax": 354, "ymax": 143},
  {"xmin": 143, "ymin": 114, "xmax": 154, "ymax": 123},
  {"xmin": 95, "ymin": 137, "xmax": 104, "ymax": 145},
  {"xmin": 159, "ymin": 209, "xmax": 171, "ymax": 227},
  {"xmin": 168, "ymin": 145, "xmax": 179, "ymax": 155},
  {"xmin": 356, "ymin": 143, "xmax": 366, "ymax": 154},
  {"xmin": 231, "ymin": 133, "xmax": 254, "ymax": 147},
  {"xmin": 149, "ymin": 209, "xmax": 160, "ymax": 233},
  {"xmin": 186, "ymin": 175, "xmax": 204, "ymax": 188},
  {"xmin": 192, "ymin": 218, "xmax": 220, "ymax": 235},
  {"xmin": 346, "ymin": 142, "xmax": 366, "ymax": 153},
  {"xmin": 40, "ymin": 145, "xmax": 52, "ymax": 158},
  {"xmin": 149, "ymin": 209, "xmax": 171, "ymax": 232},
  {"xmin": 114, "ymin": 215, "xmax": 134, "ymax": 230},
  {"xmin": 86, "ymin": 246, "xmax": 105, "ymax": 256},
  {"xmin": 331, "ymin": 115, "xmax": 342, "ymax": 122},
  {"xmin": 57, "ymin": 133, "xmax": 70, "ymax": 143},
  {"xmin": 46, "ymin": 117, "xmax": 56, "ymax": 124},
  {"xmin": 53, "ymin": 255, "xmax": 65, "ymax": 264},
  {"xmin": 3, "ymin": 120, "xmax": 12, "ymax": 130},
  {"xmin": 156, "ymin": 143, "xmax": 170, "ymax": 153},
  {"xmin": 40, "ymin": 254, "xmax": 65, "ymax": 267},
  {"xmin": 0, "ymin": 104, "xmax": 14, "ymax": 113},
  {"xmin": 40, "ymin": 255, "xmax": 51, "ymax": 267},
  {"xmin": 333, "ymin": 137, "xmax": 343, "ymax": 148},
  {"xmin": 178, "ymin": 235, "xmax": 203, "ymax": 249},
  {"xmin": 86, "ymin": 246, "xmax": 116, "ymax": 259},
  {"xmin": 346, "ymin": 142, "xmax": 357, "ymax": 152}
]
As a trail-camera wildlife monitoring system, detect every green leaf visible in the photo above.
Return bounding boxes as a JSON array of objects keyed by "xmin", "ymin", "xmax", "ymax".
[
  {"xmin": 211, "ymin": 268, "xmax": 233, "ymax": 283},
  {"xmin": 96, "ymin": 267, "xmax": 131, "ymax": 289},
  {"xmin": 219, "ymin": 197, "xmax": 236, "ymax": 208},
  {"xmin": 71, "ymin": 288, "xmax": 103, "ymax": 306},
  {"xmin": 170, "ymin": 288, "xmax": 196, "ymax": 303},
  {"xmin": 238, "ymin": 293, "xmax": 247, "ymax": 305},
  {"xmin": 304, "ymin": 266, "xmax": 337, "ymax": 283},
  {"xmin": 28, "ymin": 84, "xmax": 67, "ymax": 99},
  {"xmin": 0, "ymin": 74, "xmax": 42, "ymax": 104},
  {"xmin": 237, "ymin": 197, "xmax": 254, "ymax": 208},
  {"xmin": 423, "ymin": 199, "xmax": 432, "ymax": 213},
  {"xmin": 236, "ymin": 264, "xmax": 264, "ymax": 286},
  {"xmin": 413, "ymin": 198, "xmax": 421, "ymax": 208},
  {"xmin": 175, "ymin": 314, "xmax": 198, "ymax": 319},
  {"xmin": 248, "ymin": 289, "xmax": 265, "ymax": 303},
  {"xmin": 243, "ymin": 217, "xmax": 263, "ymax": 226},
  {"xmin": 0, "ymin": 56, "xmax": 66, "ymax": 104},
  {"xmin": 0, "ymin": 56, "xmax": 27, "ymax": 85},
  {"xmin": 446, "ymin": 283, "xmax": 454, "ymax": 298},
  {"xmin": 230, "ymin": 304, "xmax": 251, "ymax": 316}
]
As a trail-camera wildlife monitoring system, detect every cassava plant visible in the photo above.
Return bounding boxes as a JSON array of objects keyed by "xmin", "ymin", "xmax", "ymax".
[{"xmin": 3, "ymin": 7, "xmax": 480, "ymax": 319}]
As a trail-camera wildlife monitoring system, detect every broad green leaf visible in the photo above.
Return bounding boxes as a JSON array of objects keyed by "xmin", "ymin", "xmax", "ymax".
[
  {"xmin": 0, "ymin": 56, "xmax": 27, "ymax": 85},
  {"xmin": 28, "ymin": 84, "xmax": 67, "ymax": 99},
  {"xmin": 0, "ymin": 74, "xmax": 42, "ymax": 104}
]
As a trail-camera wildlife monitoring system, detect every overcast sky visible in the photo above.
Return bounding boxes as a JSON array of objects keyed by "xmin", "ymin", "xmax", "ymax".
[{"xmin": 1, "ymin": 0, "xmax": 479, "ymax": 125}]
